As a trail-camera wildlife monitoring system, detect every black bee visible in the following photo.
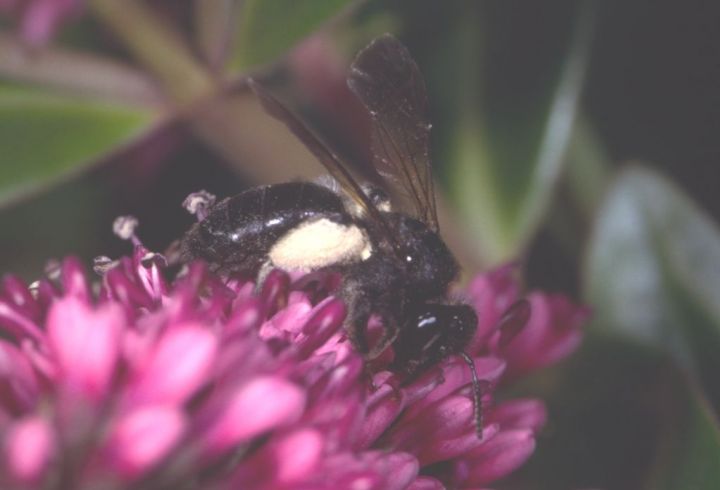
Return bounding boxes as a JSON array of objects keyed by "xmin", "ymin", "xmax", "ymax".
[{"xmin": 180, "ymin": 35, "xmax": 497, "ymax": 432}]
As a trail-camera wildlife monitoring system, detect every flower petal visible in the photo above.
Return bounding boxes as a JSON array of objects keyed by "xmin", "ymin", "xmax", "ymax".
[
  {"xmin": 466, "ymin": 265, "xmax": 520, "ymax": 352},
  {"xmin": 416, "ymin": 429, "xmax": 492, "ymax": 466},
  {"xmin": 230, "ymin": 428, "xmax": 324, "ymax": 486},
  {"xmin": 320, "ymin": 451, "xmax": 419, "ymax": 490},
  {"xmin": 391, "ymin": 393, "xmax": 475, "ymax": 449},
  {"xmin": 272, "ymin": 429, "xmax": 324, "ymax": 483},
  {"xmin": 260, "ymin": 300, "xmax": 312, "ymax": 340},
  {"xmin": 355, "ymin": 383, "xmax": 405, "ymax": 450},
  {"xmin": 126, "ymin": 325, "xmax": 217, "ymax": 406},
  {"xmin": 5, "ymin": 416, "xmax": 54, "ymax": 483},
  {"xmin": 407, "ymin": 476, "xmax": 445, "ymax": 490},
  {"xmin": 109, "ymin": 405, "xmax": 185, "ymax": 479},
  {"xmin": 60, "ymin": 257, "xmax": 91, "ymax": 302},
  {"xmin": 202, "ymin": 376, "xmax": 306, "ymax": 454},
  {"xmin": 47, "ymin": 297, "xmax": 124, "ymax": 402},
  {"xmin": 489, "ymin": 399, "xmax": 547, "ymax": 433},
  {"xmin": 0, "ymin": 341, "xmax": 39, "ymax": 413},
  {"xmin": 457, "ymin": 429, "xmax": 536, "ymax": 486},
  {"xmin": 502, "ymin": 293, "xmax": 587, "ymax": 377},
  {"xmin": 407, "ymin": 356, "xmax": 505, "ymax": 415},
  {"xmin": 297, "ymin": 298, "xmax": 346, "ymax": 357},
  {"xmin": 225, "ymin": 297, "xmax": 264, "ymax": 337},
  {"xmin": 1, "ymin": 275, "xmax": 39, "ymax": 320},
  {"xmin": 0, "ymin": 299, "xmax": 44, "ymax": 341}
]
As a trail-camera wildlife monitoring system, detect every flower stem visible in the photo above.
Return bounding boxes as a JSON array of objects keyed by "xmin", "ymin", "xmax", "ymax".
[
  {"xmin": 87, "ymin": 0, "xmax": 214, "ymax": 106},
  {"xmin": 87, "ymin": 0, "xmax": 323, "ymax": 185}
]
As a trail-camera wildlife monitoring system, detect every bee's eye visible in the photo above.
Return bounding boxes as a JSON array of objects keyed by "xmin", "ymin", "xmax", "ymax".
[
  {"xmin": 393, "ymin": 304, "xmax": 478, "ymax": 375},
  {"xmin": 403, "ymin": 309, "xmax": 444, "ymax": 354}
]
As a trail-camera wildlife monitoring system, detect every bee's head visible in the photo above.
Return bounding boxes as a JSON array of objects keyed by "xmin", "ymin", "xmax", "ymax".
[{"xmin": 391, "ymin": 302, "xmax": 478, "ymax": 376}]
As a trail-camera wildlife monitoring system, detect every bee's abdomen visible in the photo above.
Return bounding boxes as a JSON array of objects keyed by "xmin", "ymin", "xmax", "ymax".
[{"xmin": 180, "ymin": 182, "xmax": 352, "ymax": 274}]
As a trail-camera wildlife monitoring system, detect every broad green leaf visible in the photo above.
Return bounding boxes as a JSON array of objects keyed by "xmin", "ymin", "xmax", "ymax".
[
  {"xmin": 0, "ymin": 86, "xmax": 156, "ymax": 207},
  {"xmin": 585, "ymin": 165, "xmax": 720, "ymax": 408},
  {"xmin": 446, "ymin": 1, "xmax": 594, "ymax": 264},
  {"xmin": 232, "ymin": 0, "xmax": 354, "ymax": 70},
  {"xmin": 506, "ymin": 335, "xmax": 720, "ymax": 490}
]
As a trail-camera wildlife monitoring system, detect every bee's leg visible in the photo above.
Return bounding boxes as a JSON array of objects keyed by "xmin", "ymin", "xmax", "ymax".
[
  {"xmin": 340, "ymin": 255, "xmax": 402, "ymax": 358},
  {"xmin": 254, "ymin": 259, "xmax": 275, "ymax": 293},
  {"xmin": 344, "ymin": 291, "xmax": 400, "ymax": 360},
  {"xmin": 343, "ymin": 297, "xmax": 372, "ymax": 355},
  {"xmin": 367, "ymin": 316, "xmax": 399, "ymax": 360}
]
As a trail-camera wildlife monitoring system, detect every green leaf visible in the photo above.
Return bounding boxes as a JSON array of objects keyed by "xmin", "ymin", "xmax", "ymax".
[
  {"xmin": 650, "ymin": 376, "xmax": 720, "ymax": 490},
  {"xmin": 585, "ymin": 165, "xmax": 720, "ymax": 409},
  {"xmin": 446, "ymin": 1, "xmax": 595, "ymax": 264},
  {"xmin": 563, "ymin": 116, "xmax": 613, "ymax": 221},
  {"xmin": 0, "ymin": 85, "xmax": 156, "ymax": 207},
  {"xmin": 507, "ymin": 335, "xmax": 720, "ymax": 490},
  {"xmin": 232, "ymin": 0, "xmax": 354, "ymax": 70}
]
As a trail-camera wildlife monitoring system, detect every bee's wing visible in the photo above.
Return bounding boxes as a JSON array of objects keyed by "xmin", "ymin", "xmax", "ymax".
[
  {"xmin": 347, "ymin": 34, "xmax": 439, "ymax": 232},
  {"xmin": 248, "ymin": 79, "xmax": 397, "ymax": 244}
]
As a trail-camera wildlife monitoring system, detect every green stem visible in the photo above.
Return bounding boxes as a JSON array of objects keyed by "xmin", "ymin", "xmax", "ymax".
[{"xmin": 87, "ymin": 0, "xmax": 214, "ymax": 105}]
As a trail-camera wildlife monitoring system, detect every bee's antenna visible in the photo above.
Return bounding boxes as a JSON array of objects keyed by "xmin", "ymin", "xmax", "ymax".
[{"xmin": 460, "ymin": 351, "xmax": 484, "ymax": 439}]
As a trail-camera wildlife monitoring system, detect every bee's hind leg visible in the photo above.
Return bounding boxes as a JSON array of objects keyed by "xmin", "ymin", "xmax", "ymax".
[
  {"xmin": 343, "ymin": 299, "xmax": 372, "ymax": 355},
  {"xmin": 340, "ymin": 254, "xmax": 404, "ymax": 364},
  {"xmin": 254, "ymin": 259, "xmax": 276, "ymax": 293},
  {"xmin": 367, "ymin": 316, "xmax": 399, "ymax": 360},
  {"xmin": 345, "ymin": 301, "xmax": 399, "ymax": 363}
]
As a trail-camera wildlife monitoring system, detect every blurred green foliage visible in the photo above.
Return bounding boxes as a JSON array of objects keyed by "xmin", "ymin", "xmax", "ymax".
[
  {"xmin": 0, "ymin": 84, "xmax": 156, "ymax": 206},
  {"xmin": 507, "ymin": 335, "xmax": 720, "ymax": 490},
  {"xmin": 231, "ymin": 0, "xmax": 355, "ymax": 70},
  {"xmin": 446, "ymin": 1, "xmax": 594, "ymax": 264},
  {"xmin": 587, "ymin": 167, "xmax": 720, "ymax": 410}
]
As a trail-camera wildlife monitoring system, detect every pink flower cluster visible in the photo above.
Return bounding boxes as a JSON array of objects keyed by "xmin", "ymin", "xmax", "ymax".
[
  {"xmin": 0, "ymin": 0, "xmax": 80, "ymax": 46},
  {"xmin": 0, "ymin": 245, "xmax": 587, "ymax": 489}
]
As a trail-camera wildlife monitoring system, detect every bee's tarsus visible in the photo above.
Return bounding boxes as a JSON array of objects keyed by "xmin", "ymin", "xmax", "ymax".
[{"xmin": 460, "ymin": 351, "xmax": 484, "ymax": 440}]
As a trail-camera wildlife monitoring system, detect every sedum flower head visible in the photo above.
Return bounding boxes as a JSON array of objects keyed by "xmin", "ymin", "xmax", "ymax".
[{"xmin": 0, "ymin": 240, "xmax": 587, "ymax": 489}]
